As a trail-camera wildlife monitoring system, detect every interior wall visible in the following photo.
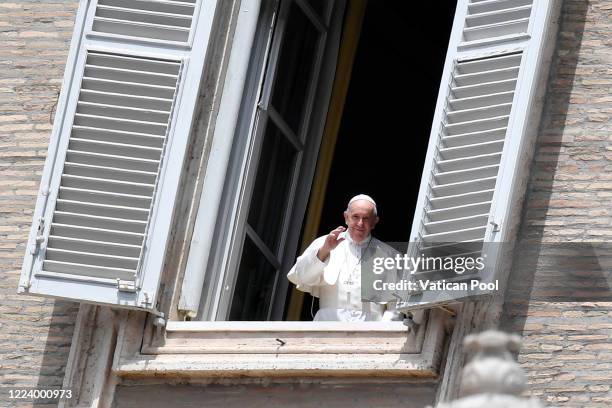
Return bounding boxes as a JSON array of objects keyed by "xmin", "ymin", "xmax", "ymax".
[
  {"xmin": 295, "ymin": 0, "xmax": 456, "ymax": 320},
  {"xmin": 318, "ymin": 0, "xmax": 457, "ymax": 242}
]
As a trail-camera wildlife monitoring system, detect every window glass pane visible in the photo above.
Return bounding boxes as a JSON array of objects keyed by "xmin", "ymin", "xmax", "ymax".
[
  {"xmin": 270, "ymin": 2, "xmax": 320, "ymax": 135},
  {"xmin": 247, "ymin": 121, "xmax": 298, "ymax": 253},
  {"xmin": 229, "ymin": 236, "xmax": 277, "ymax": 320}
]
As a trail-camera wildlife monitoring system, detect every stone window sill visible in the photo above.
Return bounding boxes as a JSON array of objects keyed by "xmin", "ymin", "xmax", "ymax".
[{"xmin": 113, "ymin": 310, "xmax": 448, "ymax": 378}]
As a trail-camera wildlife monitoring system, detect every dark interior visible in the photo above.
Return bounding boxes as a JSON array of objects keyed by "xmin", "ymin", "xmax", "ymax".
[
  {"xmin": 319, "ymin": 0, "xmax": 457, "ymax": 241},
  {"xmin": 291, "ymin": 0, "xmax": 457, "ymax": 320}
]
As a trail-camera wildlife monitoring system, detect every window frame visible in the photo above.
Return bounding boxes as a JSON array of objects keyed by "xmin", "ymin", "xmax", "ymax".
[
  {"xmin": 215, "ymin": 0, "xmax": 334, "ymax": 321},
  {"xmin": 175, "ymin": 0, "xmax": 559, "ymax": 324},
  {"xmin": 198, "ymin": 0, "xmax": 285, "ymax": 321},
  {"xmin": 177, "ymin": 0, "xmax": 271, "ymax": 317},
  {"xmin": 107, "ymin": 0, "xmax": 560, "ymax": 381},
  {"xmin": 179, "ymin": 0, "xmax": 343, "ymax": 320}
]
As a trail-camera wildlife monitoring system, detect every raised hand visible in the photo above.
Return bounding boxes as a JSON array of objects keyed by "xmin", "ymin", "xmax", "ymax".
[{"xmin": 316, "ymin": 226, "xmax": 346, "ymax": 261}]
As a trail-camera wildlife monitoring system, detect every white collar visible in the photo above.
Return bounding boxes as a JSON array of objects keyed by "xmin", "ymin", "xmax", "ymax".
[{"xmin": 340, "ymin": 231, "xmax": 372, "ymax": 247}]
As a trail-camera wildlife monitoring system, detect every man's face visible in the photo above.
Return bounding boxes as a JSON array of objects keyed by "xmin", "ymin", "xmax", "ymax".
[{"xmin": 343, "ymin": 200, "xmax": 379, "ymax": 243}]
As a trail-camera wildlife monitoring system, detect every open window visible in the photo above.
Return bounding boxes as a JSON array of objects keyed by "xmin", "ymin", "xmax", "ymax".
[
  {"xmin": 180, "ymin": 0, "xmax": 456, "ymax": 321},
  {"xmin": 19, "ymin": 0, "xmax": 559, "ymax": 333},
  {"xmin": 19, "ymin": 0, "xmax": 560, "ymax": 380},
  {"xmin": 285, "ymin": 0, "xmax": 457, "ymax": 321},
  {"xmin": 180, "ymin": 0, "xmax": 559, "ymax": 323}
]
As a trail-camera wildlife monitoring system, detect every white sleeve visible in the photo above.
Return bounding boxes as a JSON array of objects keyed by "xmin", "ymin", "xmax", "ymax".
[
  {"xmin": 381, "ymin": 303, "xmax": 404, "ymax": 321},
  {"xmin": 287, "ymin": 237, "xmax": 329, "ymax": 289}
]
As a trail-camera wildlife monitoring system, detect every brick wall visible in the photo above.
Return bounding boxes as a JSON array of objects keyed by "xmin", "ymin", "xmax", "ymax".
[
  {"xmin": 502, "ymin": 1, "xmax": 612, "ymax": 407},
  {"xmin": 0, "ymin": 1, "xmax": 79, "ymax": 406},
  {"xmin": 2, "ymin": 0, "xmax": 612, "ymax": 408}
]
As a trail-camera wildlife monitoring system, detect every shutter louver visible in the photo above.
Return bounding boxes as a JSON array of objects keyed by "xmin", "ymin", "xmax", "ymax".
[
  {"xmin": 398, "ymin": 0, "xmax": 559, "ymax": 311},
  {"xmin": 38, "ymin": 51, "xmax": 181, "ymax": 287},
  {"xmin": 421, "ymin": 52, "xmax": 521, "ymax": 246},
  {"xmin": 462, "ymin": 0, "xmax": 532, "ymax": 44},
  {"xmin": 19, "ymin": 0, "xmax": 218, "ymax": 313},
  {"xmin": 93, "ymin": 0, "xmax": 198, "ymax": 43}
]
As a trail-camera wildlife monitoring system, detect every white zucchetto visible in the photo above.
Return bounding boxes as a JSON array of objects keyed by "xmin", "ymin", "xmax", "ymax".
[{"xmin": 347, "ymin": 194, "xmax": 377, "ymax": 216}]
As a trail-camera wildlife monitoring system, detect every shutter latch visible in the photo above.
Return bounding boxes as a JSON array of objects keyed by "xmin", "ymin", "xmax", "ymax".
[
  {"xmin": 29, "ymin": 217, "xmax": 46, "ymax": 255},
  {"xmin": 117, "ymin": 279, "xmax": 137, "ymax": 292}
]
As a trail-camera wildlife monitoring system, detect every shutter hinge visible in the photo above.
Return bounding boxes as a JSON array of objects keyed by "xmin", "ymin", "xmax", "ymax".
[
  {"xmin": 29, "ymin": 217, "xmax": 46, "ymax": 255},
  {"xmin": 489, "ymin": 220, "xmax": 501, "ymax": 232},
  {"xmin": 116, "ymin": 279, "xmax": 137, "ymax": 293},
  {"xmin": 153, "ymin": 315, "xmax": 166, "ymax": 327}
]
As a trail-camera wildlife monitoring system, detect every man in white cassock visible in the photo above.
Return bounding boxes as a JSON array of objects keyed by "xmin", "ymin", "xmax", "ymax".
[{"xmin": 287, "ymin": 194, "xmax": 401, "ymax": 321}]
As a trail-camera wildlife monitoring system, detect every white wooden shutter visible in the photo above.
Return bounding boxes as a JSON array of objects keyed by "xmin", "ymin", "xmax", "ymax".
[
  {"xmin": 398, "ymin": 0, "xmax": 560, "ymax": 310},
  {"xmin": 18, "ymin": 0, "xmax": 218, "ymax": 314}
]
